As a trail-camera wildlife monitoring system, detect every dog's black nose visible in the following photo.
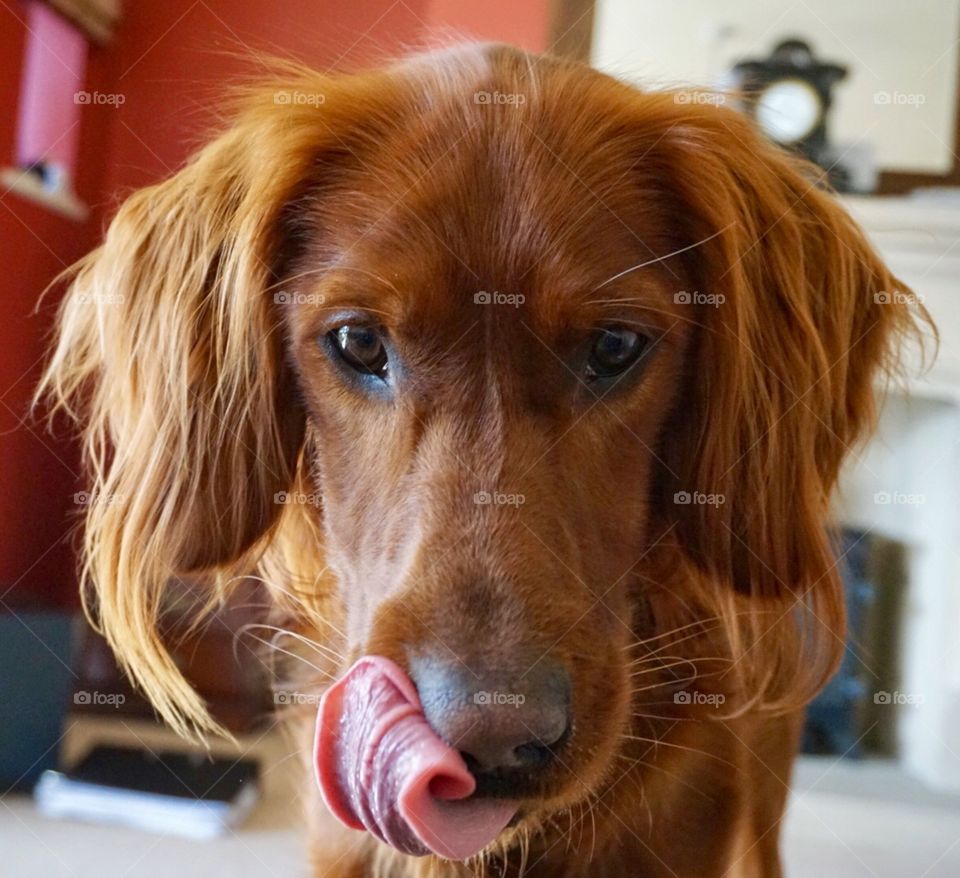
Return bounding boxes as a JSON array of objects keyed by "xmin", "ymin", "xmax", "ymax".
[{"xmin": 410, "ymin": 658, "xmax": 571, "ymax": 774}]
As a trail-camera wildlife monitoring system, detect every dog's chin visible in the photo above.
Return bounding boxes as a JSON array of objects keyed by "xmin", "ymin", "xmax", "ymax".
[
  {"xmin": 486, "ymin": 784, "xmax": 607, "ymax": 857},
  {"xmin": 481, "ymin": 714, "xmax": 633, "ymax": 854}
]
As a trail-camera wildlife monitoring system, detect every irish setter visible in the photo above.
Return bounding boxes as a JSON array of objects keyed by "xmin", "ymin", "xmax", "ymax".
[{"xmin": 42, "ymin": 44, "xmax": 928, "ymax": 877}]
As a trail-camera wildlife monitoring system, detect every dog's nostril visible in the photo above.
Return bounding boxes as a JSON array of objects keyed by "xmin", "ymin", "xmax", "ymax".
[
  {"xmin": 460, "ymin": 731, "xmax": 561, "ymax": 776},
  {"xmin": 509, "ymin": 713, "xmax": 572, "ymax": 770},
  {"xmin": 512, "ymin": 740, "xmax": 555, "ymax": 770},
  {"xmin": 454, "ymin": 714, "xmax": 568, "ymax": 773},
  {"xmin": 410, "ymin": 656, "xmax": 571, "ymax": 776}
]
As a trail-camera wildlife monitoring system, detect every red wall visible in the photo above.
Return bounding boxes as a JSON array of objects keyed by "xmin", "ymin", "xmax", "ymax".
[
  {"xmin": 101, "ymin": 0, "xmax": 431, "ymax": 194},
  {"xmin": 100, "ymin": 0, "xmax": 552, "ymax": 195},
  {"xmin": 0, "ymin": 4, "xmax": 120, "ymax": 609},
  {"xmin": 0, "ymin": 0, "xmax": 552, "ymax": 608},
  {"xmin": 424, "ymin": 0, "xmax": 551, "ymax": 52}
]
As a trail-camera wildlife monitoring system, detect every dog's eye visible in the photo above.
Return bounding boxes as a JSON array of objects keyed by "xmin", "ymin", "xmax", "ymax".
[
  {"xmin": 329, "ymin": 325, "xmax": 389, "ymax": 378},
  {"xmin": 586, "ymin": 328, "xmax": 648, "ymax": 379}
]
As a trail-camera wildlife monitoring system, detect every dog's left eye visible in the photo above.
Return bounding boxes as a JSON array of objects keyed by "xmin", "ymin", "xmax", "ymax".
[
  {"xmin": 586, "ymin": 328, "xmax": 648, "ymax": 379},
  {"xmin": 328, "ymin": 325, "xmax": 389, "ymax": 378}
]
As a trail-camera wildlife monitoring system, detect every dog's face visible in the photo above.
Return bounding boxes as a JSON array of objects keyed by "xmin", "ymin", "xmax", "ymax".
[
  {"xmin": 43, "ymin": 44, "xmax": 925, "ymax": 849},
  {"xmin": 283, "ymin": 88, "xmax": 695, "ymax": 802}
]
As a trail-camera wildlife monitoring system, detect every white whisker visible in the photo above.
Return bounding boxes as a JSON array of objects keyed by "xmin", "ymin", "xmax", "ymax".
[
  {"xmin": 241, "ymin": 630, "xmax": 334, "ymax": 678},
  {"xmin": 591, "ymin": 222, "xmax": 736, "ymax": 291},
  {"xmin": 242, "ymin": 622, "xmax": 344, "ymax": 663}
]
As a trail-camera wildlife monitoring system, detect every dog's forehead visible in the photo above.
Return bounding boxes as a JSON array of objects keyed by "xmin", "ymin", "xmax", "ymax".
[{"xmin": 306, "ymin": 46, "xmax": 685, "ymax": 327}]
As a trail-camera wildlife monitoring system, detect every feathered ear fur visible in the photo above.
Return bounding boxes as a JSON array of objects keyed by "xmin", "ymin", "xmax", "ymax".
[
  {"xmin": 36, "ymin": 70, "xmax": 360, "ymax": 735},
  {"xmin": 649, "ymin": 99, "xmax": 933, "ymax": 704}
]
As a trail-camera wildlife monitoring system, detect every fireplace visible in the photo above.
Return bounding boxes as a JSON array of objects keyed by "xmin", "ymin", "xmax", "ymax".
[{"xmin": 830, "ymin": 195, "xmax": 960, "ymax": 793}]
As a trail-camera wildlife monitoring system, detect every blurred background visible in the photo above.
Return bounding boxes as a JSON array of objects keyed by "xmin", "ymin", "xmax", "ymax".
[{"xmin": 1, "ymin": 1, "xmax": 959, "ymax": 875}]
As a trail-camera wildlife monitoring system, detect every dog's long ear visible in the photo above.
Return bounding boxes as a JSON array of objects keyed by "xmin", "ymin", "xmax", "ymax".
[
  {"xmin": 652, "ymin": 99, "xmax": 933, "ymax": 704},
  {"xmin": 37, "ymin": 74, "xmax": 346, "ymax": 735}
]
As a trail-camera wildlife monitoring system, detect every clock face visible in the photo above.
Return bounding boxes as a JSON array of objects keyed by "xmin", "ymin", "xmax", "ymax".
[{"xmin": 755, "ymin": 78, "xmax": 823, "ymax": 144}]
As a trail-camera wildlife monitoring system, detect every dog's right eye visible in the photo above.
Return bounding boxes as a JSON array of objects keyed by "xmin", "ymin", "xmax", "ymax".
[
  {"xmin": 328, "ymin": 325, "xmax": 389, "ymax": 379},
  {"xmin": 585, "ymin": 327, "xmax": 649, "ymax": 380}
]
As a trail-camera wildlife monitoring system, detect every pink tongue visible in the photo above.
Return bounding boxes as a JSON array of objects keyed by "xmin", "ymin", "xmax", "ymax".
[{"xmin": 315, "ymin": 655, "xmax": 517, "ymax": 860}]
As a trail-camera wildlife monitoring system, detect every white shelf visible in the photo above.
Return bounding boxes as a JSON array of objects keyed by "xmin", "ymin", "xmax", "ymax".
[{"xmin": 0, "ymin": 166, "xmax": 88, "ymax": 222}]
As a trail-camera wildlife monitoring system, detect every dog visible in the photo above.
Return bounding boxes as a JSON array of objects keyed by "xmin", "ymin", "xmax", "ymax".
[{"xmin": 41, "ymin": 44, "xmax": 929, "ymax": 877}]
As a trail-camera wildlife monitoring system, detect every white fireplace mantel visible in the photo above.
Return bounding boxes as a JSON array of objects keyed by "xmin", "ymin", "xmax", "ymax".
[
  {"xmin": 837, "ymin": 194, "xmax": 960, "ymax": 793},
  {"xmin": 844, "ymin": 195, "xmax": 960, "ymax": 402}
]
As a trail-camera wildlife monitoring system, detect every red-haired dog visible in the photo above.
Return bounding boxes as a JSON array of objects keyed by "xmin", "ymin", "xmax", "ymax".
[{"xmin": 42, "ymin": 44, "xmax": 928, "ymax": 877}]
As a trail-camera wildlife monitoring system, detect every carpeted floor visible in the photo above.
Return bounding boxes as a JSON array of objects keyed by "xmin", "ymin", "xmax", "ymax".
[{"xmin": 3, "ymin": 719, "xmax": 959, "ymax": 877}]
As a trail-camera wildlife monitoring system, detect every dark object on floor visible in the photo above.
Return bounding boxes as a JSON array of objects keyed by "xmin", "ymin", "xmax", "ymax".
[
  {"xmin": 0, "ymin": 610, "xmax": 76, "ymax": 790},
  {"xmin": 35, "ymin": 744, "xmax": 260, "ymax": 838}
]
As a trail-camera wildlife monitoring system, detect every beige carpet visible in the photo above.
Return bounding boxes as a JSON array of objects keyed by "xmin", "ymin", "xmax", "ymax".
[{"xmin": 3, "ymin": 719, "xmax": 959, "ymax": 877}]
